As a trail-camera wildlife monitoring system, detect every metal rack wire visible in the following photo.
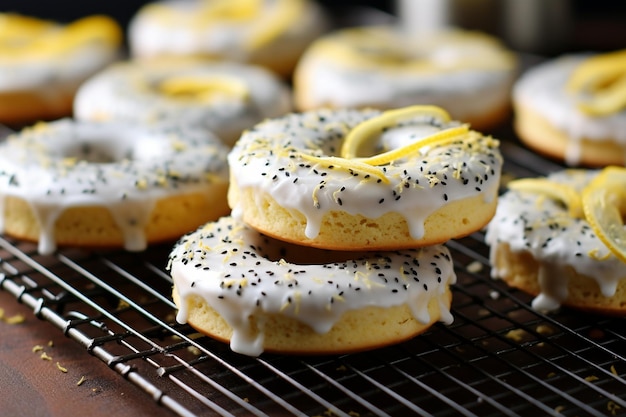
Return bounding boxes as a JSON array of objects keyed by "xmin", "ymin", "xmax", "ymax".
[{"xmin": 1, "ymin": 136, "xmax": 626, "ymax": 417}]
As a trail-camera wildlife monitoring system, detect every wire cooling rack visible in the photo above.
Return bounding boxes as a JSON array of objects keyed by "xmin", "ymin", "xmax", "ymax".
[{"xmin": 1, "ymin": 135, "xmax": 626, "ymax": 417}]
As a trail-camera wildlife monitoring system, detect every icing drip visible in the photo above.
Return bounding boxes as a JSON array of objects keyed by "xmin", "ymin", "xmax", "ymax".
[
  {"xmin": 169, "ymin": 216, "xmax": 456, "ymax": 356},
  {"xmin": 485, "ymin": 170, "xmax": 626, "ymax": 311},
  {"xmin": 228, "ymin": 108, "xmax": 502, "ymax": 241},
  {"xmin": 0, "ymin": 119, "xmax": 229, "ymax": 254}
]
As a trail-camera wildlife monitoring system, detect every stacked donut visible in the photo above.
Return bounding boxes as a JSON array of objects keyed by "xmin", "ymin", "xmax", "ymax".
[{"xmin": 168, "ymin": 105, "xmax": 504, "ymax": 356}]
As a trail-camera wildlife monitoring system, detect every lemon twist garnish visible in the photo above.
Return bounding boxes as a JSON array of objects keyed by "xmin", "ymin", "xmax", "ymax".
[
  {"xmin": 361, "ymin": 125, "xmax": 469, "ymax": 166},
  {"xmin": 158, "ymin": 75, "xmax": 250, "ymax": 103},
  {"xmin": 341, "ymin": 105, "xmax": 452, "ymax": 160},
  {"xmin": 508, "ymin": 178, "xmax": 584, "ymax": 219},
  {"xmin": 299, "ymin": 154, "xmax": 390, "ymax": 184},
  {"xmin": 582, "ymin": 166, "xmax": 626, "ymax": 263},
  {"xmin": 199, "ymin": 0, "xmax": 261, "ymax": 21},
  {"xmin": 246, "ymin": 0, "xmax": 305, "ymax": 50},
  {"xmin": 37, "ymin": 15, "xmax": 122, "ymax": 54},
  {"xmin": 0, "ymin": 14, "xmax": 122, "ymax": 57},
  {"xmin": 0, "ymin": 13, "xmax": 55, "ymax": 40},
  {"xmin": 566, "ymin": 49, "xmax": 626, "ymax": 116}
]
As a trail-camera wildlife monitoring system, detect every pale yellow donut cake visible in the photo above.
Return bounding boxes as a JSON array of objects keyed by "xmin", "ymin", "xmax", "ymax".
[
  {"xmin": 293, "ymin": 25, "xmax": 517, "ymax": 130},
  {"xmin": 0, "ymin": 119, "xmax": 230, "ymax": 255},
  {"xmin": 169, "ymin": 216, "xmax": 455, "ymax": 356},
  {"xmin": 513, "ymin": 50, "xmax": 626, "ymax": 166},
  {"xmin": 227, "ymin": 105, "xmax": 503, "ymax": 251},
  {"xmin": 128, "ymin": 0, "xmax": 329, "ymax": 77},
  {"xmin": 485, "ymin": 168, "xmax": 626, "ymax": 315},
  {"xmin": 0, "ymin": 13, "xmax": 122, "ymax": 126}
]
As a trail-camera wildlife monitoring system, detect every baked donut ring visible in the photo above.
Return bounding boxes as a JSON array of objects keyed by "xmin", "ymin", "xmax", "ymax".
[
  {"xmin": 169, "ymin": 215, "xmax": 455, "ymax": 356},
  {"xmin": 127, "ymin": 0, "xmax": 329, "ymax": 77},
  {"xmin": 0, "ymin": 13, "xmax": 122, "ymax": 126},
  {"xmin": 74, "ymin": 58, "xmax": 292, "ymax": 146},
  {"xmin": 513, "ymin": 51, "xmax": 626, "ymax": 166},
  {"xmin": 293, "ymin": 25, "xmax": 517, "ymax": 130},
  {"xmin": 228, "ymin": 105, "xmax": 503, "ymax": 251},
  {"xmin": 485, "ymin": 168, "xmax": 626, "ymax": 315},
  {"xmin": 0, "ymin": 119, "xmax": 230, "ymax": 255}
]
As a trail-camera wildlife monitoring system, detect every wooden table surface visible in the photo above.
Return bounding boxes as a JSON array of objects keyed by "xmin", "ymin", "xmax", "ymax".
[{"xmin": 0, "ymin": 290, "xmax": 173, "ymax": 417}]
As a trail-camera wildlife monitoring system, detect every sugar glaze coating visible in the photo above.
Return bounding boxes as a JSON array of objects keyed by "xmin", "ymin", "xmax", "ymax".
[{"xmin": 169, "ymin": 216, "xmax": 456, "ymax": 356}]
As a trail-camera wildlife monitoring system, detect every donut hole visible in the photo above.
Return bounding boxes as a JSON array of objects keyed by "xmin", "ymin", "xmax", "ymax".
[
  {"xmin": 352, "ymin": 124, "xmax": 444, "ymax": 158},
  {"xmin": 62, "ymin": 141, "xmax": 132, "ymax": 163}
]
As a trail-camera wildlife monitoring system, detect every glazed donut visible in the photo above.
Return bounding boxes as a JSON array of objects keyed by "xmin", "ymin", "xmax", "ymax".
[
  {"xmin": 227, "ymin": 105, "xmax": 503, "ymax": 251},
  {"xmin": 485, "ymin": 168, "xmax": 626, "ymax": 315},
  {"xmin": 0, "ymin": 119, "xmax": 230, "ymax": 255},
  {"xmin": 293, "ymin": 26, "xmax": 517, "ymax": 130},
  {"xmin": 127, "ymin": 0, "xmax": 329, "ymax": 77},
  {"xmin": 74, "ymin": 58, "xmax": 293, "ymax": 146},
  {"xmin": 168, "ymin": 215, "xmax": 455, "ymax": 356},
  {"xmin": 513, "ymin": 51, "xmax": 626, "ymax": 166},
  {"xmin": 0, "ymin": 13, "xmax": 122, "ymax": 126}
]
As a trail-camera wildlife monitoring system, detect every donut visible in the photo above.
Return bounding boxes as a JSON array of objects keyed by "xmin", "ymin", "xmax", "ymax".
[
  {"xmin": 73, "ymin": 58, "xmax": 293, "ymax": 146},
  {"xmin": 0, "ymin": 13, "xmax": 122, "ymax": 127},
  {"xmin": 227, "ymin": 105, "xmax": 503, "ymax": 251},
  {"xmin": 168, "ymin": 215, "xmax": 455, "ymax": 356},
  {"xmin": 293, "ymin": 25, "xmax": 517, "ymax": 130},
  {"xmin": 485, "ymin": 168, "xmax": 626, "ymax": 315},
  {"xmin": 512, "ymin": 50, "xmax": 626, "ymax": 166},
  {"xmin": 0, "ymin": 119, "xmax": 230, "ymax": 255},
  {"xmin": 127, "ymin": 0, "xmax": 329, "ymax": 77}
]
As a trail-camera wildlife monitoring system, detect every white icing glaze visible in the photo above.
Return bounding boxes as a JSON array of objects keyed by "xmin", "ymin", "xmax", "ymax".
[
  {"xmin": 513, "ymin": 55, "xmax": 626, "ymax": 165},
  {"xmin": 128, "ymin": 0, "xmax": 327, "ymax": 67},
  {"xmin": 485, "ymin": 169, "xmax": 626, "ymax": 312},
  {"xmin": 169, "ymin": 216, "xmax": 456, "ymax": 356},
  {"xmin": 0, "ymin": 119, "xmax": 230, "ymax": 255},
  {"xmin": 228, "ymin": 108, "xmax": 502, "ymax": 241},
  {"xmin": 295, "ymin": 26, "xmax": 516, "ymax": 121},
  {"xmin": 74, "ymin": 59, "xmax": 293, "ymax": 146}
]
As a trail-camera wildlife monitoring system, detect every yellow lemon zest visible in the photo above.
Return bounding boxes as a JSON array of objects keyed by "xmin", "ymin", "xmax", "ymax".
[
  {"xmin": 508, "ymin": 178, "xmax": 584, "ymax": 219},
  {"xmin": 300, "ymin": 154, "xmax": 390, "ymax": 184},
  {"xmin": 158, "ymin": 75, "xmax": 250, "ymax": 103},
  {"xmin": 588, "ymin": 248, "xmax": 612, "ymax": 261},
  {"xmin": 582, "ymin": 166, "xmax": 626, "ymax": 263},
  {"xmin": 566, "ymin": 49, "xmax": 626, "ymax": 116},
  {"xmin": 340, "ymin": 105, "xmax": 452, "ymax": 160}
]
